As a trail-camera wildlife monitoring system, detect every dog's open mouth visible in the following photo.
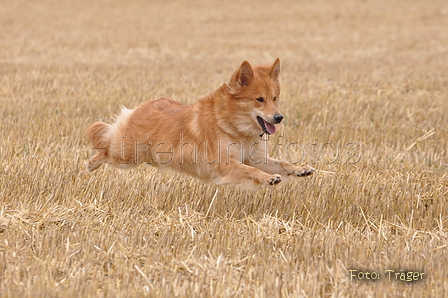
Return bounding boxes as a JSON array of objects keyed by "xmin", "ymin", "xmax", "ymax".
[{"xmin": 257, "ymin": 116, "xmax": 276, "ymax": 135}]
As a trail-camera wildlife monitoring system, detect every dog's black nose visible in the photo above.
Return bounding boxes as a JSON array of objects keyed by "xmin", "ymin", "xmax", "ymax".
[{"xmin": 273, "ymin": 114, "xmax": 283, "ymax": 124}]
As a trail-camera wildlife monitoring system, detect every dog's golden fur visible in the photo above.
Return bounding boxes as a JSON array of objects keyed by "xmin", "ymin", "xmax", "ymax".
[{"xmin": 86, "ymin": 59, "xmax": 314, "ymax": 189}]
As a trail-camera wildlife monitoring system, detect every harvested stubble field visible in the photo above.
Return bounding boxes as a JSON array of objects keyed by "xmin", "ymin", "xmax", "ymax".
[{"xmin": 1, "ymin": 0, "xmax": 448, "ymax": 297}]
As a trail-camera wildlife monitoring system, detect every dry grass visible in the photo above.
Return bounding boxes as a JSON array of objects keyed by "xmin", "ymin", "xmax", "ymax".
[{"xmin": 1, "ymin": 0, "xmax": 448, "ymax": 297}]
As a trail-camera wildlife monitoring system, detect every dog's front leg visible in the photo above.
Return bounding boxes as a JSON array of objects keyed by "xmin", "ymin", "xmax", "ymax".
[
  {"xmin": 246, "ymin": 157, "xmax": 315, "ymax": 178},
  {"xmin": 212, "ymin": 161, "xmax": 282, "ymax": 188}
]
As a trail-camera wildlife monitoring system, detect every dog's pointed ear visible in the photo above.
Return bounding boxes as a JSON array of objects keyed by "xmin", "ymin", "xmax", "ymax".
[
  {"xmin": 270, "ymin": 58, "xmax": 281, "ymax": 81},
  {"xmin": 237, "ymin": 61, "xmax": 254, "ymax": 87}
]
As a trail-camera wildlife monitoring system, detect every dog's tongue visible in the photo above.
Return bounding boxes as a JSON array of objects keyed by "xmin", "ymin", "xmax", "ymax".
[{"xmin": 264, "ymin": 120, "xmax": 276, "ymax": 134}]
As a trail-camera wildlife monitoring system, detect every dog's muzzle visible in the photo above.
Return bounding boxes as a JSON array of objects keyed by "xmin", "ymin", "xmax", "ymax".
[{"xmin": 273, "ymin": 114, "xmax": 283, "ymax": 124}]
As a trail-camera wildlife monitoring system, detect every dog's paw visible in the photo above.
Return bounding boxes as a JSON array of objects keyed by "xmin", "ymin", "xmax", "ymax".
[
  {"xmin": 288, "ymin": 165, "xmax": 315, "ymax": 177},
  {"xmin": 267, "ymin": 174, "xmax": 282, "ymax": 185}
]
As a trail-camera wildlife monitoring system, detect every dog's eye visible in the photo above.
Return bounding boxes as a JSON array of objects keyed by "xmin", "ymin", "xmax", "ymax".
[
  {"xmin": 273, "ymin": 97, "xmax": 277, "ymax": 101},
  {"xmin": 256, "ymin": 97, "xmax": 264, "ymax": 102}
]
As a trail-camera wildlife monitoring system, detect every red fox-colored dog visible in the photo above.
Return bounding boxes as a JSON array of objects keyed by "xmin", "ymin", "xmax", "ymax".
[{"xmin": 86, "ymin": 59, "xmax": 314, "ymax": 189}]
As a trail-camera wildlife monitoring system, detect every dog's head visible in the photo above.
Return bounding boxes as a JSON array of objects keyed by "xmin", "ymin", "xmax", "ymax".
[{"xmin": 226, "ymin": 58, "xmax": 282, "ymax": 137}]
